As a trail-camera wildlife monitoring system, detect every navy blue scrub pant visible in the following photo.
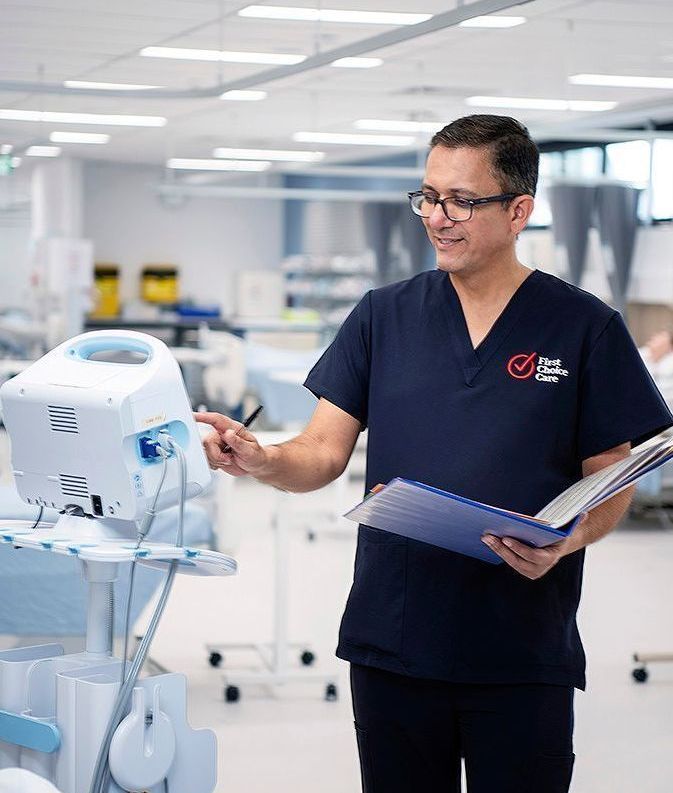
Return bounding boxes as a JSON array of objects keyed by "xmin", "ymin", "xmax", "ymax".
[{"xmin": 351, "ymin": 664, "xmax": 575, "ymax": 793}]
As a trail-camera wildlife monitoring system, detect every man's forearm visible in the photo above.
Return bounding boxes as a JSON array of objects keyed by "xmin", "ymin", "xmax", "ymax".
[
  {"xmin": 563, "ymin": 485, "xmax": 635, "ymax": 555},
  {"xmin": 255, "ymin": 433, "xmax": 344, "ymax": 493}
]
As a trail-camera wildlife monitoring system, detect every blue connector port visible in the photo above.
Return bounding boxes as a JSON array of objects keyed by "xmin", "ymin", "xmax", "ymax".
[{"xmin": 139, "ymin": 436, "xmax": 161, "ymax": 460}]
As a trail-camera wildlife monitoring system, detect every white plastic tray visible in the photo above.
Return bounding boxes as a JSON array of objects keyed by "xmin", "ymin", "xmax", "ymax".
[{"xmin": 0, "ymin": 527, "xmax": 237, "ymax": 577}]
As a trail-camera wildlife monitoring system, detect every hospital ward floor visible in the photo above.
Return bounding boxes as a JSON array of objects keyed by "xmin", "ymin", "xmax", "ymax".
[{"xmin": 5, "ymin": 475, "xmax": 673, "ymax": 792}]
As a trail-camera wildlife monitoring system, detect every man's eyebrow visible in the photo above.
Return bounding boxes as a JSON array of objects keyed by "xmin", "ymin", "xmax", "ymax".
[{"xmin": 421, "ymin": 183, "xmax": 479, "ymax": 198}]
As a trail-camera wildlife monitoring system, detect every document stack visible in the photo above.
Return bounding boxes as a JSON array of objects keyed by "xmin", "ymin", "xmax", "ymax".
[{"xmin": 345, "ymin": 430, "xmax": 673, "ymax": 564}]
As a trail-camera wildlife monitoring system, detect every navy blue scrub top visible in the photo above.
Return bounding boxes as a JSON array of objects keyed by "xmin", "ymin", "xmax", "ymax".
[{"xmin": 304, "ymin": 268, "xmax": 673, "ymax": 689}]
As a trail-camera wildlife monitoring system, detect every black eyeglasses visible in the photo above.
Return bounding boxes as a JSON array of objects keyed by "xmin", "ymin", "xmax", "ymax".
[{"xmin": 408, "ymin": 190, "xmax": 520, "ymax": 222}]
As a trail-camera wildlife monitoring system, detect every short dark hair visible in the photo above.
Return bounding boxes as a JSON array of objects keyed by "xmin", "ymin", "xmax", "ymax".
[{"xmin": 430, "ymin": 114, "xmax": 539, "ymax": 197}]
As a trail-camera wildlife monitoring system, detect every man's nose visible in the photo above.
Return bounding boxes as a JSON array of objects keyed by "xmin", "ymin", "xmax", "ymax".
[{"xmin": 428, "ymin": 202, "xmax": 456, "ymax": 229}]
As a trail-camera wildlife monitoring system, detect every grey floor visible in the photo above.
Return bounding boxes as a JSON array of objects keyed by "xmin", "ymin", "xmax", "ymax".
[{"xmin": 137, "ymin": 477, "xmax": 673, "ymax": 793}]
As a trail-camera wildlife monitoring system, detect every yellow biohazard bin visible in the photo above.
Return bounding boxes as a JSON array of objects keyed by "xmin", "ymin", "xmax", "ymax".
[
  {"xmin": 91, "ymin": 264, "xmax": 120, "ymax": 318},
  {"xmin": 141, "ymin": 265, "xmax": 179, "ymax": 304}
]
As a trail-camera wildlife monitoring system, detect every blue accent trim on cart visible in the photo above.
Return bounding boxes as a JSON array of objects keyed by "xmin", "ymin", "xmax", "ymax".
[{"xmin": 0, "ymin": 710, "xmax": 60, "ymax": 752}]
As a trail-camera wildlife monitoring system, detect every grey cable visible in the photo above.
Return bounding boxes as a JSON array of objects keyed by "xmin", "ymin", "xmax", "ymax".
[
  {"xmin": 119, "ymin": 562, "xmax": 136, "ymax": 686},
  {"xmin": 89, "ymin": 439, "xmax": 186, "ymax": 793},
  {"xmin": 91, "ymin": 561, "xmax": 178, "ymax": 793},
  {"xmin": 121, "ymin": 449, "xmax": 170, "ymax": 685}
]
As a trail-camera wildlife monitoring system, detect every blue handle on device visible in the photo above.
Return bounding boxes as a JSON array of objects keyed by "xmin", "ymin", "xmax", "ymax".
[{"xmin": 67, "ymin": 335, "xmax": 154, "ymax": 364}]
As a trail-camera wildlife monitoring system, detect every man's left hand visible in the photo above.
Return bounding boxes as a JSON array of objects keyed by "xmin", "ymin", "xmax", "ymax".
[{"xmin": 481, "ymin": 534, "xmax": 570, "ymax": 580}]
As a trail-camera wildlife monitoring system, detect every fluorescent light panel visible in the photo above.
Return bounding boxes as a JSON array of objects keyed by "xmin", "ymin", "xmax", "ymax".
[
  {"xmin": 50, "ymin": 131, "xmax": 110, "ymax": 144},
  {"xmin": 356, "ymin": 119, "xmax": 438, "ymax": 133},
  {"xmin": 220, "ymin": 90, "xmax": 267, "ymax": 101},
  {"xmin": 570, "ymin": 73, "xmax": 673, "ymax": 89},
  {"xmin": 167, "ymin": 158, "xmax": 271, "ymax": 171},
  {"xmin": 140, "ymin": 46, "xmax": 305, "ymax": 65},
  {"xmin": 466, "ymin": 96, "xmax": 617, "ymax": 112},
  {"xmin": 0, "ymin": 144, "xmax": 12, "ymax": 154},
  {"xmin": 238, "ymin": 6, "xmax": 432, "ymax": 25},
  {"xmin": 64, "ymin": 80, "xmax": 161, "ymax": 90},
  {"xmin": 293, "ymin": 131, "xmax": 415, "ymax": 146},
  {"xmin": 0, "ymin": 109, "xmax": 166, "ymax": 127},
  {"xmin": 331, "ymin": 57, "xmax": 383, "ymax": 68},
  {"xmin": 26, "ymin": 146, "xmax": 61, "ymax": 157},
  {"xmin": 213, "ymin": 147, "xmax": 324, "ymax": 162},
  {"xmin": 459, "ymin": 15, "xmax": 526, "ymax": 28}
]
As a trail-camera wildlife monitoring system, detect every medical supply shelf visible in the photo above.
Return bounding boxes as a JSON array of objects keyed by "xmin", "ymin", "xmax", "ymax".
[{"xmin": 282, "ymin": 268, "xmax": 376, "ymax": 324}]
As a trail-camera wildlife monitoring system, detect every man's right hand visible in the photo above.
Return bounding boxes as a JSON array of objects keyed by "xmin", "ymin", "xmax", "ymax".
[{"xmin": 194, "ymin": 411, "xmax": 271, "ymax": 478}]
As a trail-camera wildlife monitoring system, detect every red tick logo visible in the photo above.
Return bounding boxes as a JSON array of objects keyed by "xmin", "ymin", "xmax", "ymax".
[{"xmin": 507, "ymin": 352, "xmax": 537, "ymax": 380}]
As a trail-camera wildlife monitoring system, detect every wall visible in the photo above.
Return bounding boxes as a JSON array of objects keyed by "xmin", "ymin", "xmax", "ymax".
[{"xmin": 83, "ymin": 162, "xmax": 284, "ymax": 316}]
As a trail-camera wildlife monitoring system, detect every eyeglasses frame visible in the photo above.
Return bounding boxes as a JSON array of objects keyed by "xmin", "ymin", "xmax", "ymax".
[{"xmin": 407, "ymin": 190, "xmax": 522, "ymax": 221}]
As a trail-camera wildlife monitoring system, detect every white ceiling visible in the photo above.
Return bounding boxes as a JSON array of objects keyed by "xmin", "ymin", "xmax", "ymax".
[{"xmin": 2, "ymin": 0, "xmax": 673, "ymax": 168}]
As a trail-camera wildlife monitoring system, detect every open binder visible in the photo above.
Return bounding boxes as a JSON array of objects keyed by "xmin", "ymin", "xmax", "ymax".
[{"xmin": 345, "ymin": 430, "xmax": 673, "ymax": 564}]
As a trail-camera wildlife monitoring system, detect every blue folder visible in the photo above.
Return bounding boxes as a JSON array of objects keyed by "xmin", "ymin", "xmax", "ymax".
[{"xmin": 344, "ymin": 478, "xmax": 583, "ymax": 565}]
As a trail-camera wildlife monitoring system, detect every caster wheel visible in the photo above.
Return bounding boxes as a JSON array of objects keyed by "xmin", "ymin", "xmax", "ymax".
[
  {"xmin": 632, "ymin": 667, "xmax": 648, "ymax": 683},
  {"xmin": 209, "ymin": 651, "xmax": 223, "ymax": 668},
  {"xmin": 225, "ymin": 684, "xmax": 241, "ymax": 702},
  {"xmin": 325, "ymin": 683, "xmax": 338, "ymax": 702},
  {"xmin": 307, "ymin": 531, "xmax": 316, "ymax": 542},
  {"xmin": 300, "ymin": 650, "xmax": 315, "ymax": 666}
]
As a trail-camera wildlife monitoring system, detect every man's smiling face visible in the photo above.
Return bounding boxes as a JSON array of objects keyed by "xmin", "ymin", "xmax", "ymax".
[{"xmin": 422, "ymin": 144, "xmax": 519, "ymax": 278}]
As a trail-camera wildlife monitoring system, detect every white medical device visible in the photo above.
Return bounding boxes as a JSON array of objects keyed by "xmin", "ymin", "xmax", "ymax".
[
  {"xmin": 1, "ymin": 330, "xmax": 210, "ymax": 533},
  {"xmin": 0, "ymin": 331, "xmax": 236, "ymax": 793}
]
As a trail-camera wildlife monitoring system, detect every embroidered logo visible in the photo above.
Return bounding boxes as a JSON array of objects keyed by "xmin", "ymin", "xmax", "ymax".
[{"xmin": 507, "ymin": 353, "xmax": 569, "ymax": 383}]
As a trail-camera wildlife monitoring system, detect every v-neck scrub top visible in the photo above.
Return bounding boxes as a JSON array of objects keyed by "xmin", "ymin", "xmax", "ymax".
[{"xmin": 304, "ymin": 269, "xmax": 673, "ymax": 689}]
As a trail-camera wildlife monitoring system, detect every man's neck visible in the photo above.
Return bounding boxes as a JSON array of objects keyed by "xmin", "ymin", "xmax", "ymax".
[{"xmin": 449, "ymin": 257, "xmax": 531, "ymax": 309}]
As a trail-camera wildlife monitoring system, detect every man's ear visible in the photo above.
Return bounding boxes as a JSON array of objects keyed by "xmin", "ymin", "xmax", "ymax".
[{"xmin": 512, "ymin": 195, "xmax": 535, "ymax": 232}]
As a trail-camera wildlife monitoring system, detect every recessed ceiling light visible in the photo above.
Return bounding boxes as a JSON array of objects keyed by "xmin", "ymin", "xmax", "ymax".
[
  {"xmin": 331, "ymin": 57, "xmax": 383, "ymax": 68},
  {"xmin": 569, "ymin": 73, "xmax": 673, "ymax": 89},
  {"xmin": 26, "ymin": 145, "xmax": 62, "ymax": 157},
  {"xmin": 50, "ymin": 131, "xmax": 110, "ymax": 144},
  {"xmin": 293, "ymin": 131, "xmax": 415, "ymax": 146},
  {"xmin": 220, "ymin": 90, "xmax": 267, "ymax": 101},
  {"xmin": 355, "ymin": 119, "xmax": 438, "ymax": 133},
  {"xmin": 459, "ymin": 15, "xmax": 526, "ymax": 28},
  {"xmin": 466, "ymin": 96, "xmax": 617, "ymax": 112},
  {"xmin": 0, "ymin": 109, "xmax": 166, "ymax": 127},
  {"xmin": 213, "ymin": 147, "xmax": 324, "ymax": 162},
  {"xmin": 64, "ymin": 80, "xmax": 162, "ymax": 90},
  {"xmin": 167, "ymin": 158, "xmax": 271, "ymax": 171},
  {"xmin": 141, "ymin": 46, "xmax": 305, "ymax": 65},
  {"xmin": 238, "ymin": 6, "xmax": 432, "ymax": 25}
]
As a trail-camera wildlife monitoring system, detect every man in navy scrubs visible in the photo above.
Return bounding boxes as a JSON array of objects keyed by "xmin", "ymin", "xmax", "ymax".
[{"xmin": 196, "ymin": 115, "xmax": 672, "ymax": 793}]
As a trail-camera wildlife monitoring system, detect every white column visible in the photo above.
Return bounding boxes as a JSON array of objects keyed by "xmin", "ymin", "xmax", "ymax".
[
  {"xmin": 31, "ymin": 157, "xmax": 83, "ymax": 240},
  {"xmin": 29, "ymin": 158, "xmax": 93, "ymax": 345}
]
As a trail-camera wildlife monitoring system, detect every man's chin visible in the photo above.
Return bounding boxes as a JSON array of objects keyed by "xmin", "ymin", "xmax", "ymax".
[{"xmin": 435, "ymin": 257, "xmax": 467, "ymax": 274}]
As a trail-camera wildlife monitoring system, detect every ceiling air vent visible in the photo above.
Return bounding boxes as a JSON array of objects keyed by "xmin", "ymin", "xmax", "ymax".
[
  {"xmin": 48, "ymin": 405, "xmax": 79, "ymax": 434},
  {"xmin": 59, "ymin": 474, "xmax": 89, "ymax": 498}
]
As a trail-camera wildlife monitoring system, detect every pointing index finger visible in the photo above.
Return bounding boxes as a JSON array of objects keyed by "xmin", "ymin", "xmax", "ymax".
[{"xmin": 193, "ymin": 411, "xmax": 237, "ymax": 435}]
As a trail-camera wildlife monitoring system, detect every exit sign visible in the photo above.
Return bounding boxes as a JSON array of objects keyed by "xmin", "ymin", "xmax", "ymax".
[{"xmin": 0, "ymin": 154, "xmax": 13, "ymax": 176}]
